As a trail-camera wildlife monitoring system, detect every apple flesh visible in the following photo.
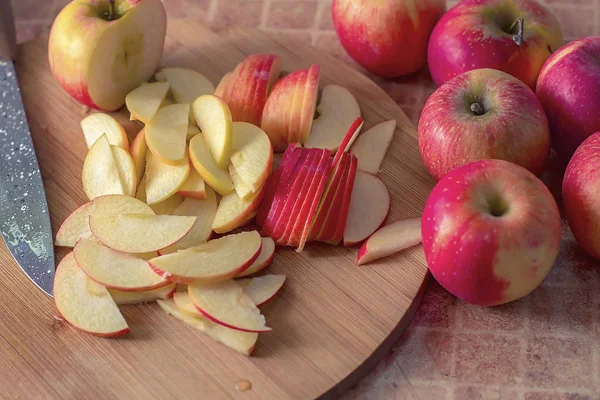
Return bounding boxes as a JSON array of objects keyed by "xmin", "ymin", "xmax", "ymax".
[
  {"xmin": 126, "ymin": 82, "xmax": 170, "ymax": 123},
  {"xmin": 55, "ymin": 203, "xmax": 94, "ymax": 247},
  {"xmin": 160, "ymin": 67, "xmax": 215, "ymax": 104},
  {"xmin": 177, "ymin": 168, "xmax": 206, "ymax": 200},
  {"xmin": 237, "ymin": 274, "xmax": 286, "ymax": 307},
  {"xmin": 212, "ymin": 184, "xmax": 265, "ymax": 234},
  {"xmin": 356, "ymin": 217, "xmax": 422, "ymax": 265},
  {"xmin": 80, "ymin": 112, "xmax": 128, "ymax": 150},
  {"xmin": 145, "ymin": 103, "xmax": 190, "ymax": 164},
  {"xmin": 229, "ymin": 122, "xmax": 273, "ymax": 193},
  {"xmin": 418, "ymin": 68, "xmax": 551, "ymax": 180},
  {"xmin": 145, "ymin": 151, "xmax": 190, "ymax": 205},
  {"xmin": 90, "ymin": 194, "xmax": 155, "ymax": 217},
  {"xmin": 192, "ymin": 94, "xmax": 232, "ymax": 169},
  {"xmin": 422, "ymin": 159, "xmax": 561, "ymax": 306},
  {"xmin": 189, "ymin": 132, "xmax": 234, "ymax": 196},
  {"xmin": 350, "ymin": 120, "xmax": 396, "ymax": 174},
  {"xmin": 130, "ymin": 128, "xmax": 147, "ymax": 185},
  {"xmin": 110, "ymin": 282, "xmax": 176, "ymax": 305},
  {"xmin": 236, "ymin": 237, "xmax": 276, "ymax": 277},
  {"xmin": 149, "ymin": 194, "xmax": 183, "ymax": 216}
]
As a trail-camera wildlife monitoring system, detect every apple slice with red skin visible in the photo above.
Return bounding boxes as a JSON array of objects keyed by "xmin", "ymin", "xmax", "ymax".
[
  {"xmin": 177, "ymin": 168, "xmax": 206, "ymax": 200},
  {"xmin": 350, "ymin": 120, "xmax": 396, "ymax": 174},
  {"xmin": 343, "ymin": 171, "xmax": 390, "ymax": 246},
  {"xmin": 236, "ymin": 237, "xmax": 275, "ymax": 277},
  {"xmin": 299, "ymin": 65, "xmax": 320, "ymax": 143},
  {"xmin": 333, "ymin": 117, "xmax": 364, "ymax": 165},
  {"xmin": 356, "ymin": 217, "xmax": 422, "ymax": 265},
  {"xmin": 212, "ymin": 183, "xmax": 266, "ymax": 234},
  {"xmin": 91, "ymin": 194, "xmax": 155, "ymax": 216},
  {"xmin": 331, "ymin": 154, "xmax": 358, "ymax": 245},
  {"xmin": 130, "ymin": 128, "xmax": 147, "ymax": 184},
  {"xmin": 227, "ymin": 59, "xmax": 251, "ymax": 123},
  {"xmin": 237, "ymin": 274, "xmax": 286, "ymax": 307},
  {"xmin": 248, "ymin": 54, "xmax": 282, "ymax": 126},
  {"xmin": 55, "ymin": 202, "xmax": 94, "ymax": 247},
  {"xmin": 229, "ymin": 122, "xmax": 273, "ymax": 193},
  {"xmin": 188, "ymin": 279, "xmax": 271, "ymax": 333},
  {"xmin": 237, "ymin": 56, "xmax": 266, "ymax": 125},
  {"xmin": 110, "ymin": 282, "xmax": 176, "ymax": 305},
  {"xmin": 148, "ymin": 231, "xmax": 262, "ymax": 284}
]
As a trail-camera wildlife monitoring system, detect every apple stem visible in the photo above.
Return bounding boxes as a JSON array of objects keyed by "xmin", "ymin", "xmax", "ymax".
[
  {"xmin": 470, "ymin": 103, "xmax": 484, "ymax": 116},
  {"xmin": 511, "ymin": 17, "xmax": 524, "ymax": 46}
]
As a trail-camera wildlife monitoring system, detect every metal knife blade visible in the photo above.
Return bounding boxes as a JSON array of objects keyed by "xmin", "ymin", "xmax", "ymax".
[{"xmin": 0, "ymin": 59, "xmax": 55, "ymax": 297}]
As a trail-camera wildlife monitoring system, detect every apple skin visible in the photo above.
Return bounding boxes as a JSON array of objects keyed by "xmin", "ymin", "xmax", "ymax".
[
  {"xmin": 427, "ymin": 0, "xmax": 563, "ymax": 89},
  {"xmin": 536, "ymin": 37, "xmax": 600, "ymax": 161},
  {"xmin": 562, "ymin": 132, "xmax": 600, "ymax": 259},
  {"xmin": 422, "ymin": 159, "xmax": 561, "ymax": 306},
  {"xmin": 332, "ymin": 0, "xmax": 446, "ymax": 78},
  {"xmin": 418, "ymin": 68, "xmax": 550, "ymax": 180},
  {"xmin": 48, "ymin": 0, "xmax": 166, "ymax": 111}
]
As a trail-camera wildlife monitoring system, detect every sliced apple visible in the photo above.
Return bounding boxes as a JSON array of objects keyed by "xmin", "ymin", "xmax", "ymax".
[
  {"xmin": 287, "ymin": 69, "xmax": 306, "ymax": 144},
  {"xmin": 186, "ymin": 124, "xmax": 200, "ymax": 141},
  {"xmin": 157, "ymin": 298, "xmax": 258, "ymax": 356},
  {"xmin": 229, "ymin": 122, "xmax": 273, "ymax": 193},
  {"xmin": 248, "ymin": 55, "xmax": 282, "ymax": 126},
  {"xmin": 74, "ymin": 239, "xmax": 168, "ymax": 292},
  {"xmin": 111, "ymin": 145, "xmax": 137, "ymax": 197},
  {"xmin": 80, "ymin": 113, "xmax": 129, "ymax": 150},
  {"xmin": 229, "ymin": 164, "xmax": 253, "ymax": 200},
  {"xmin": 177, "ymin": 168, "xmax": 206, "ymax": 200},
  {"xmin": 172, "ymin": 291, "xmax": 202, "ymax": 315},
  {"xmin": 161, "ymin": 67, "xmax": 215, "ymax": 104},
  {"xmin": 333, "ymin": 117, "xmax": 364, "ymax": 165},
  {"xmin": 331, "ymin": 154, "xmax": 358, "ymax": 245},
  {"xmin": 148, "ymin": 231, "xmax": 261, "ymax": 283},
  {"xmin": 150, "ymin": 193, "xmax": 183, "ymax": 215},
  {"xmin": 145, "ymin": 103, "xmax": 190, "ymax": 164},
  {"xmin": 214, "ymin": 72, "xmax": 232, "ymax": 98},
  {"xmin": 240, "ymin": 211, "xmax": 257, "ymax": 227},
  {"xmin": 89, "ymin": 213, "xmax": 196, "ymax": 253},
  {"xmin": 188, "ymin": 279, "xmax": 270, "ymax": 333},
  {"xmin": 212, "ymin": 184, "xmax": 265, "ymax": 234},
  {"xmin": 305, "ymin": 85, "xmax": 361, "ymax": 151},
  {"xmin": 126, "ymin": 81, "xmax": 170, "ymax": 123},
  {"xmin": 91, "ymin": 194, "xmax": 154, "ymax": 216},
  {"xmin": 145, "ymin": 151, "xmax": 190, "ymax": 204},
  {"xmin": 154, "ymin": 70, "xmax": 167, "ymax": 82},
  {"xmin": 310, "ymin": 155, "xmax": 348, "ymax": 241},
  {"xmin": 343, "ymin": 171, "xmax": 390, "ymax": 246},
  {"xmin": 192, "ymin": 94, "xmax": 232, "ymax": 169},
  {"xmin": 110, "ymin": 282, "xmax": 176, "ymax": 305},
  {"xmin": 130, "ymin": 128, "xmax": 147, "ymax": 184},
  {"xmin": 237, "ymin": 274, "xmax": 286, "ymax": 307},
  {"xmin": 298, "ymin": 65, "xmax": 320, "ymax": 143},
  {"xmin": 55, "ymin": 203, "xmax": 94, "ymax": 247},
  {"xmin": 188, "ymin": 133, "xmax": 234, "ymax": 195},
  {"xmin": 54, "ymin": 253, "xmax": 129, "ymax": 337},
  {"xmin": 356, "ymin": 217, "xmax": 422, "ymax": 265},
  {"xmin": 236, "ymin": 237, "xmax": 275, "ymax": 277},
  {"xmin": 350, "ymin": 120, "xmax": 396, "ymax": 174},
  {"xmin": 82, "ymin": 134, "xmax": 125, "ymax": 200}
]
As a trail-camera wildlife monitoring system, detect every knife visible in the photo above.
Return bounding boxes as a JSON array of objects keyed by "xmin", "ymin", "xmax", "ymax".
[{"xmin": 0, "ymin": 0, "xmax": 55, "ymax": 297}]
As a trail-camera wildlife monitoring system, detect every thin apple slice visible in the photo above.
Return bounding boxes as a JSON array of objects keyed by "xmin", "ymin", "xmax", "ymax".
[
  {"xmin": 310, "ymin": 155, "xmax": 347, "ymax": 241},
  {"xmin": 80, "ymin": 113, "xmax": 128, "ymax": 150},
  {"xmin": 126, "ymin": 81, "xmax": 170, "ymax": 123},
  {"xmin": 130, "ymin": 128, "xmax": 147, "ymax": 184},
  {"xmin": 305, "ymin": 85, "xmax": 361, "ymax": 151},
  {"xmin": 236, "ymin": 237, "xmax": 275, "ymax": 277},
  {"xmin": 172, "ymin": 291, "xmax": 202, "ymax": 315},
  {"xmin": 229, "ymin": 122, "xmax": 273, "ymax": 192},
  {"xmin": 299, "ymin": 65, "xmax": 320, "ymax": 143},
  {"xmin": 248, "ymin": 55, "xmax": 282, "ymax": 126},
  {"xmin": 161, "ymin": 67, "xmax": 215, "ymax": 104},
  {"xmin": 82, "ymin": 134, "xmax": 126, "ymax": 200},
  {"xmin": 91, "ymin": 194, "xmax": 155, "ymax": 216},
  {"xmin": 110, "ymin": 282, "xmax": 176, "ymax": 305},
  {"xmin": 54, "ymin": 253, "xmax": 129, "ymax": 337},
  {"xmin": 331, "ymin": 154, "xmax": 358, "ymax": 245},
  {"xmin": 214, "ymin": 72, "xmax": 232, "ymax": 98},
  {"xmin": 188, "ymin": 279, "xmax": 270, "ymax": 332},
  {"xmin": 177, "ymin": 168, "xmax": 206, "ymax": 200},
  {"xmin": 343, "ymin": 171, "xmax": 390, "ymax": 246},
  {"xmin": 55, "ymin": 203, "xmax": 94, "ymax": 247},
  {"xmin": 111, "ymin": 145, "xmax": 137, "ymax": 197},
  {"xmin": 237, "ymin": 274, "xmax": 286, "ymax": 307},
  {"xmin": 229, "ymin": 164, "xmax": 253, "ymax": 200},
  {"xmin": 333, "ymin": 117, "xmax": 364, "ymax": 166},
  {"xmin": 192, "ymin": 94, "xmax": 232, "ymax": 169},
  {"xmin": 148, "ymin": 231, "xmax": 261, "ymax": 283},
  {"xmin": 189, "ymin": 133, "xmax": 234, "ymax": 195},
  {"xmin": 212, "ymin": 184, "xmax": 265, "ymax": 234},
  {"xmin": 240, "ymin": 211, "xmax": 257, "ymax": 227},
  {"xmin": 161, "ymin": 187, "xmax": 218, "ymax": 254},
  {"xmin": 350, "ymin": 120, "xmax": 396, "ymax": 174},
  {"xmin": 90, "ymin": 213, "xmax": 196, "ymax": 253},
  {"xmin": 356, "ymin": 217, "xmax": 422, "ymax": 265},
  {"xmin": 74, "ymin": 239, "xmax": 168, "ymax": 292},
  {"xmin": 227, "ymin": 59, "xmax": 252, "ymax": 123},
  {"xmin": 186, "ymin": 124, "xmax": 200, "ymax": 141},
  {"xmin": 145, "ymin": 151, "xmax": 190, "ymax": 204},
  {"xmin": 146, "ymin": 103, "xmax": 190, "ymax": 164},
  {"xmin": 287, "ymin": 68, "xmax": 307, "ymax": 144},
  {"xmin": 150, "ymin": 193, "xmax": 183, "ymax": 215},
  {"xmin": 157, "ymin": 298, "xmax": 258, "ymax": 356}
]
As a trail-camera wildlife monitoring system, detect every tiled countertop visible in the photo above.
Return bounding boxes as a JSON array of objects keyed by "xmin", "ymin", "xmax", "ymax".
[{"xmin": 12, "ymin": 0, "xmax": 600, "ymax": 399}]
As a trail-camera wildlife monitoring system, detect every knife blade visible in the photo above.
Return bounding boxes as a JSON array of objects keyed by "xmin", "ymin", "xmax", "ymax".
[{"xmin": 0, "ymin": 1, "xmax": 55, "ymax": 297}]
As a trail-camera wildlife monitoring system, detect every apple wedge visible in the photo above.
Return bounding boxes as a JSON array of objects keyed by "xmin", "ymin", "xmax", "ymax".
[
  {"xmin": 111, "ymin": 145, "xmax": 138, "ymax": 197},
  {"xmin": 160, "ymin": 67, "xmax": 215, "ymax": 104},
  {"xmin": 82, "ymin": 134, "xmax": 124, "ymax": 200},
  {"xmin": 237, "ymin": 274, "xmax": 286, "ymax": 307},
  {"xmin": 126, "ymin": 81, "xmax": 170, "ymax": 123},
  {"xmin": 74, "ymin": 239, "xmax": 168, "ymax": 291},
  {"xmin": 145, "ymin": 103, "xmax": 190, "ymax": 164},
  {"xmin": 356, "ymin": 217, "xmax": 422, "ymax": 265},
  {"xmin": 150, "ymin": 193, "xmax": 183, "ymax": 215},
  {"xmin": 188, "ymin": 279, "xmax": 271, "ymax": 333},
  {"xmin": 80, "ymin": 112, "xmax": 128, "ymax": 150},
  {"xmin": 130, "ymin": 128, "xmax": 147, "ymax": 184},
  {"xmin": 91, "ymin": 194, "xmax": 155, "ymax": 216},
  {"xmin": 229, "ymin": 122, "xmax": 273, "ymax": 192},
  {"xmin": 177, "ymin": 168, "xmax": 206, "ymax": 200},
  {"xmin": 343, "ymin": 171, "xmax": 390, "ymax": 246},
  {"xmin": 212, "ymin": 184, "xmax": 265, "ymax": 234},
  {"xmin": 54, "ymin": 253, "xmax": 129, "ymax": 337},
  {"xmin": 192, "ymin": 94, "xmax": 232, "ymax": 169},
  {"xmin": 110, "ymin": 282, "xmax": 176, "ymax": 305},
  {"xmin": 149, "ymin": 231, "xmax": 261, "ymax": 283},
  {"xmin": 229, "ymin": 164, "xmax": 253, "ymax": 200},
  {"xmin": 90, "ymin": 213, "xmax": 196, "ymax": 253},
  {"xmin": 305, "ymin": 85, "xmax": 361, "ymax": 151},
  {"xmin": 145, "ymin": 151, "xmax": 190, "ymax": 204},
  {"xmin": 55, "ymin": 202, "xmax": 94, "ymax": 247},
  {"xmin": 189, "ymin": 133, "xmax": 234, "ymax": 195},
  {"xmin": 157, "ymin": 298, "xmax": 258, "ymax": 356},
  {"xmin": 237, "ymin": 237, "xmax": 275, "ymax": 277},
  {"xmin": 350, "ymin": 120, "xmax": 396, "ymax": 174}
]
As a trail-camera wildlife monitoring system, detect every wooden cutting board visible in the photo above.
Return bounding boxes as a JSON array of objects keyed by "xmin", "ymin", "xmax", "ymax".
[{"xmin": 0, "ymin": 20, "xmax": 435, "ymax": 399}]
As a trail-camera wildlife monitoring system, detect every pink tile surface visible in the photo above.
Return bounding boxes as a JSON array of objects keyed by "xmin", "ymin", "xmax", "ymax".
[{"xmin": 13, "ymin": 0, "xmax": 600, "ymax": 398}]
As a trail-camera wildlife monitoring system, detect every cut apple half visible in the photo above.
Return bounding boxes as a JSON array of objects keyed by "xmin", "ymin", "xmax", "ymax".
[
  {"xmin": 130, "ymin": 128, "xmax": 147, "ymax": 184},
  {"xmin": 229, "ymin": 122, "xmax": 273, "ymax": 193},
  {"xmin": 212, "ymin": 183, "xmax": 265, "ymax": 234},
  {"xmin": 126, "ymin": 81, "xmax": 170, "ymax": 123},
  {"xmin": 357, "ymin": 217, "xmax": 422, "ymax": 265},
  {"xmin": 236, "ymin": 237, "xmax": 275, "ymax": 277},
  {"xmin": 148, "ymin": 230, "xmax": 261, "ymax": 283},
  {"xmin": 54, "ymin": 253, "xmax": 129, "ymax": 337},
  {"xmin": 111, "ymin": 145, "xmax": 137, "ymax": 197},
  {"xmin": 145, "ymin": 151, "xmax": 190, "ymax": 204},
  {"xmin": 150, "ymin": 193, "xmax": 183, "ymax": 215},
  {"xmin": 189, "ymin": 133, "xmax": 233, "ymax": 195},
  {"xmin": 343, "ymin": 171, "xmax": 390, "ymax": 246},
  {"xmin": 80, "ymin": 113, "xmax": 128, "ymax": 150},
  {"xmin": 229, "ymin": 164, "xmax": 253, "ymax": 200},
  {"xmin": 82, "ymin": 134, "xmax": 125, "ymax": 200},
  {"xmin": 157, "ymin": 298, "xmax": 258, "ymax": 356},
  {"xmin": 90, "ymin": 194, "xmax": 154, "ymax": 217},
  {"xmin": 146, "ymin": 103, "xmax": 190, "ymax": 164},
  {"xmin": 74, "ymin": 239, "xmax": 168, "ymax": 292},
  {"xmin": 177, "ymin": 168, "xmax": 206, "ymax": 200},
  {"xmin": 192, "ymin": 94, "xmax": 232, "ymax": 169},
  {"xmin": 305, "ymin": 85, "xmax": 361, "ymax": 151},
  {"xmin": 89, "ymin": 213, "xmax": 196, "ymax": 253},
  {"xmin": 350, "ymin": 120, "xmax": 396, "ymax": 174},
  {"xmin": 237, "ymin": 274, "xmax": 286, "ymax": 307},
  {"xmin": 110, "ymin": 282, "xmax": 176, "ymax": 305},
  {"xmin": 161, "ymin": 67, "xmax": 215, "ymax": 104},
  {"xmin": 188, "ymin": 279, "xmax": 271, "ymax": 333},
  {"xmin": 55, "ymin": 202, "xmax": 93, "ymax": 247}
]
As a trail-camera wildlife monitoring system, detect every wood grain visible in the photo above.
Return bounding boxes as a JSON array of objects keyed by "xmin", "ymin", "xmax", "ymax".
[{"xmin": 0, "ymin": 20, "xmax": 434, "ymax": 399}]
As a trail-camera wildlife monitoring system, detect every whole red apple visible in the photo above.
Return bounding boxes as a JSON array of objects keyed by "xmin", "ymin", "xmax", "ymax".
[
  {"xmin": 418, "ymin": 68, "xmax": 550, "ymax": 180},
  {"xmin": 332, "ymin": 0, "xmax": 446, "ymax": 78},
  {"xmin": 422, "ymin": 159, "xmax": 561, "ymax": 306},
  {"xmin": 427, "ymin": 0, "xmax": 563, "ymax": 89},
  {"xmin": 562, "ymin": 132, "xmax": 600, "ymax": 259},
  {"xmin": 536, "ymin": 37, "xmax": 600, "ymax": 161}
]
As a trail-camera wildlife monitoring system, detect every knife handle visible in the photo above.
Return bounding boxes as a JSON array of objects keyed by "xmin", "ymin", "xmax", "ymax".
[{"xmin": 0, "ymin": 0, "xmax": 16, "ymax": 59}]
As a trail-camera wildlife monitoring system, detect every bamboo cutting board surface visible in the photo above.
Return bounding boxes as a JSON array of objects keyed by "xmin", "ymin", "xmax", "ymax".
[{"xmin": 0, "ymin": 20, "xmax": 435, "ymax": 399}]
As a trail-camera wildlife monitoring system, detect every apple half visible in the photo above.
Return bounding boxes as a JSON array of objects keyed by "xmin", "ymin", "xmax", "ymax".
[
  {"xmin": 236, "ymin": 237, "xmax": 275, "ymax": 277},
  {"xmin": 110, "ymin": 282, "xmax": 176, "ymax": 305},
  {"xmin": 356, "ymin": 217, "xmax": 422, "ymax": 265},
  {"xmin": 350, "ymin": 120, "xmax": 396, "ymax": 174},
  {"xmin": 80, "ymin": 113, "xmax": 128, "ymax": 150}
]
